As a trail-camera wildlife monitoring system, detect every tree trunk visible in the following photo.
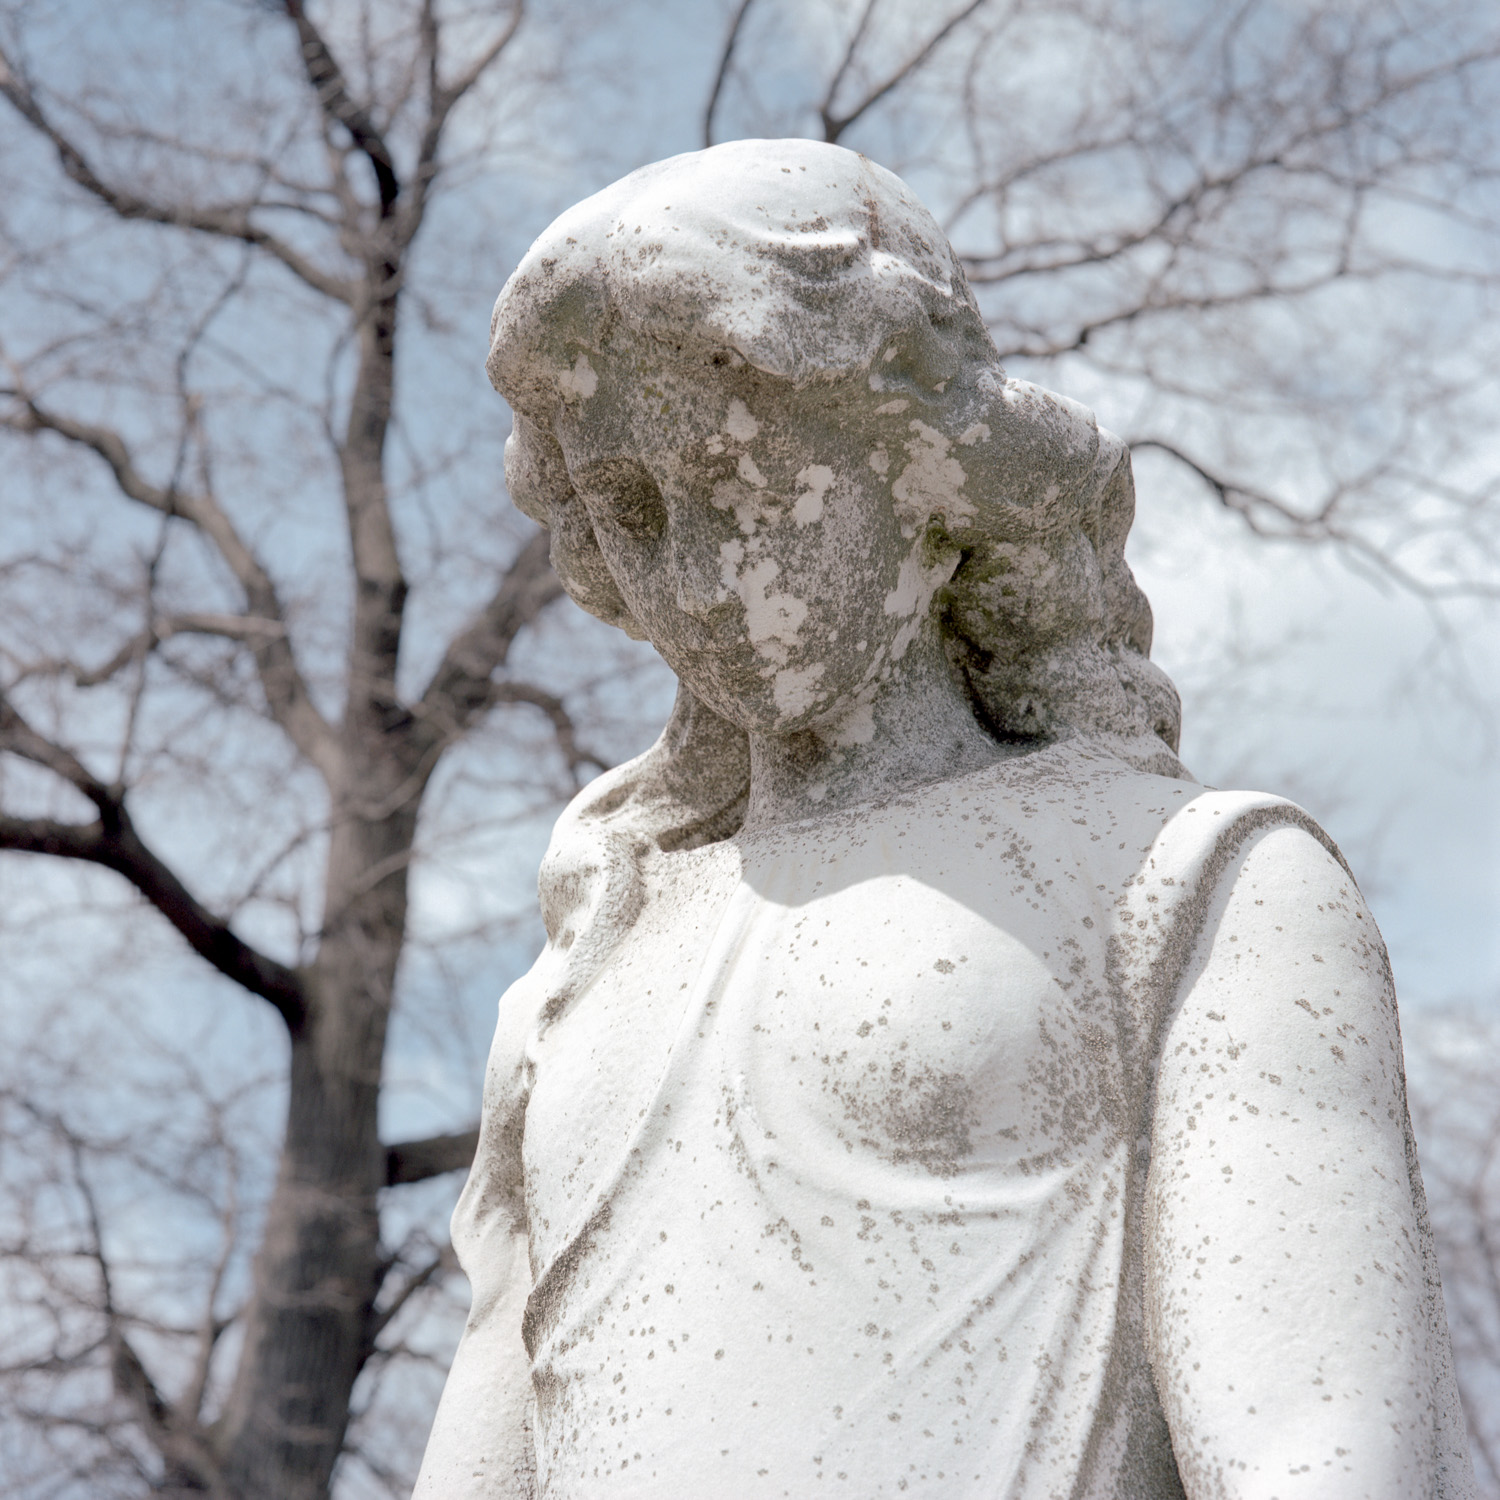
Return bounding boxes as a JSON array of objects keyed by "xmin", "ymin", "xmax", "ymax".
[{"xmin": 214, "ymin": 795, "xmax": 418, "ymax": 1499}]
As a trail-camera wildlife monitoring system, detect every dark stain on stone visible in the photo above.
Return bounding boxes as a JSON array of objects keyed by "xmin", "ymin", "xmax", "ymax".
[{"xmin": 834, "ymin": 1061, "xmax": 978, "ymax": 1177}]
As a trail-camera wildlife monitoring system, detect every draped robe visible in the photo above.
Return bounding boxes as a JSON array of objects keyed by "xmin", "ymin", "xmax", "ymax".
[{"xmin": 435, "ymin": 743, "xmax": 1470, "ymax": 1498}]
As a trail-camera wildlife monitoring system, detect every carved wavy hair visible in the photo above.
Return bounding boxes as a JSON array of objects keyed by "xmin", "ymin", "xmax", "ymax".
[{"xmin": 486, "ymin": 140, "xmax": 1186, "ymax": 1015}]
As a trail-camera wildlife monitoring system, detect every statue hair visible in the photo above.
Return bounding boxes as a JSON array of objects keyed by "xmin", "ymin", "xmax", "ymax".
[{"xmin": 486, "ymin": 140, "xmax": 1187, "ymax": 1021}]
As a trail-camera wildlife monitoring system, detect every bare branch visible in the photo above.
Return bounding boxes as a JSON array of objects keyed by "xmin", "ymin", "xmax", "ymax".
[
  {"xmin": 490, "ymin": 682, "xmax": 608, "ymax": 782},
  {"xmin": 0, "ymin": 46, "xmax": 354, "ymax": 303},
  {"xmin": 65, "ymin": 638, "xmax": 151, "ymax": 691},
  {"xmin": 414, "ymin": 529, "xmax": 563, "ymax": 744},
  {"xmin": 19, "ymin": 612, "xmax": 291, "ymax": 691},
  {"xmin": 28, "ymin": 1109, "xmax": 234, "ymax": 1495},
  {"xmin": 160, "ymin": 611, "xmax": 289, "ymax": 644},
  {"xmin": 182, "ymin": 1118, "xmax": 240, "ymax": 1426},
  {"xmin": 365, "ymin": 1243, "xmax": 456, "ymax": 1352},
  {"xmin": 957, "ymin": 148, "xmax": 1291, "ymax": 285},
  {"xmin": 282, "ymin": 0, "xmax": 399, "ymax": 212},
  {"xmin": 953, "ymin": 33, "xmax": 1500, "ymax": 292},
  {"xmin": 438, "ymin": 1, "xmax": 526, "ymax": 112},
  {"xmin": 7, "ymin": 622, "xmax": 305, "ymax": 747},
  {"xmin": 384, "ymin": 1128, "xmax": 479, "ymax": 1187},
  {"xmin": 109, "ymin": 1331, "xmax": 230, "ymax": 1499},
  {"xmin": 0, "ymin": 690, "xmax": 112, "ymax": 806},
  {"xmin": 822, "ymin": 0, "xmax": 989, "ymax": 143},
  {"xmin": 704, "ymin": 0, "xmax": 759, "ymax": 149},
  {"xmin": 0, "ymin": 396, "xmax": 342, "ymax": 781},
  {"xmin": 0, "ymin": 805, "xmax": 308, "ymax": 1029},
  {"xmin": 994, "ymin": 268, "xmax": 1363, "ymax": 358},
  {"xmin": 2, "ymin": 397, "xmax": 182, "ymax": 514},
  {"xmin": 403, "ymin": 0, "xmax": 524, "ymax": 246},
  {"xmin": 1131, "ymin": 440, "xmax": 1500, "ymax": 602},
  {"xmin": 0, "ymin": 693, "xmax": 307, "ymax": 1028},
  {"xmin": 819, "ymin": 0, "xmax": 880, "ymax": 137},
  {"xmin": 0, "ymin": 807, "xmax": 307, "ymax": 1029}
]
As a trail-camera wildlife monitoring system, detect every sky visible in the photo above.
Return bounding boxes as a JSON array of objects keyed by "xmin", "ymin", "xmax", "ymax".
[{"xmin": 1131, "ymin": 451, "xmax": 1500, "ymax": 1009}]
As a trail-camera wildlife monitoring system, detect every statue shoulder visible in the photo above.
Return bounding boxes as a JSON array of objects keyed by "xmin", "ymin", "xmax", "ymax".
[
  {"xmin": 953, "ymin": 739, "xmax": 1204, "ymax": 852},
  {"xmin": 1135, "ymin": 785, "xmax": 1355, "ymax": 901},
  {"xmin": 1002, "ymin": 741, "xmax": 1352, "ymax": 895},
  {"xmin": 1106, "ymin": 782, "xmax": 1367, "ymax": 1054}
]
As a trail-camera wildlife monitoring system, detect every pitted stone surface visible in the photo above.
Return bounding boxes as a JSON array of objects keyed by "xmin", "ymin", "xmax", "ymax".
[{"xmin": 415, "ymin": 140, "xmax": 1474, "ymax": 1500}]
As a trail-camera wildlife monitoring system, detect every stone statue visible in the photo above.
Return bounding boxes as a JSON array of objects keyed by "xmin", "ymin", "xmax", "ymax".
[{"xmin": 415, "ymin": 140, "xmax": 1475, "ymax": 1498}]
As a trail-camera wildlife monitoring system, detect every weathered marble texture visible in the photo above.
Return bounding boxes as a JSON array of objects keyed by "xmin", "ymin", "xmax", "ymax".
[{"xmin": 415, "ymin": 139, "xmax": 1474, "ymax": 1499}]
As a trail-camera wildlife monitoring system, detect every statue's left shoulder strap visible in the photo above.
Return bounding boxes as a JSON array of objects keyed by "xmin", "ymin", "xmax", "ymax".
[{"xmin": 1105, "ymin": 787, "xmax": 1359, "ymax": 1068}]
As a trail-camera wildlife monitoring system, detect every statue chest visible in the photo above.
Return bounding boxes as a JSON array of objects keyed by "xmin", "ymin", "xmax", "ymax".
[{"xmin": 522, "ymin": 803, "xmax": 1122, "ymax": 1254}]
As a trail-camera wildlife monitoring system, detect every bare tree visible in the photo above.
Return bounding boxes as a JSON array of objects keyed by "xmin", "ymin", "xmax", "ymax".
[
  {"xmin": 0, "ymin": 3, "xmax": 589, "ymax": 1496},
  {"xmin": 2, "ymin": 2, "xmax": 1498, "ymax": 1496}
]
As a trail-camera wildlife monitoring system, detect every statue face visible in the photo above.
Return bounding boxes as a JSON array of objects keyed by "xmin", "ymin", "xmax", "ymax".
[{"xmin": 521, "ymin": 352, "xmax": 957, "ymax": 736}]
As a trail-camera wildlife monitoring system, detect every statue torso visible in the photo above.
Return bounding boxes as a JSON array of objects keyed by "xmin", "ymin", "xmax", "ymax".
[{"xmin": 517, "ymin": 747, "xmax": 1200, "ymax": 1498}]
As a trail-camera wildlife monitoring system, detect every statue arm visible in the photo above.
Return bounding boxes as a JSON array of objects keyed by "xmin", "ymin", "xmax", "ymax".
[
  {"xmin": 1145, "ymin": 824, "xmax": 1453, "ymax": 1499},
  {"xmin": 415, "ymin": 977, "xmax": 540, "ymax": 1499}
]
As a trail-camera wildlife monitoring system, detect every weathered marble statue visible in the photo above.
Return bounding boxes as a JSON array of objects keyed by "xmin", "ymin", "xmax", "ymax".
[{"xmin": 416, "ymin": 140, "xmax": 1475, "ymax": 1498}]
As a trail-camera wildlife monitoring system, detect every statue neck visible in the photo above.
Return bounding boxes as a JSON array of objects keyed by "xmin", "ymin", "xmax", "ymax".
[{"xmin": 741, "ymin": 623, "xmax": 1009, "ymax": 831}]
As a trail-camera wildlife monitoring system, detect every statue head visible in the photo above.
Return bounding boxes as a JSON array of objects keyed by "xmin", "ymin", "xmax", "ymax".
[{"xmin": 490, "ymin": 138, "xmax": 1181, "ymax": 768}]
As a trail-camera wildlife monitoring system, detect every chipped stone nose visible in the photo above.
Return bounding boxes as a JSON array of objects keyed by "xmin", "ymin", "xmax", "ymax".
[
  {"xmin": 671, "ymin": 539, "xmax": 729, "ymax": 620},
  {"xmin": 675, "ymin": 577, "xmax": 724, "ymax": 619}
]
